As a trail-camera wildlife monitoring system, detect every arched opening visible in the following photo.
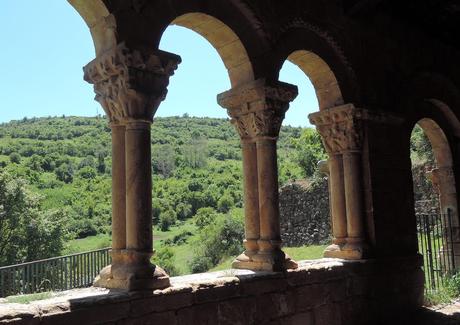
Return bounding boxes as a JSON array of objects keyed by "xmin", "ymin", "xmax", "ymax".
[
  {"xmin": 0, "ymin": 1, "xmax": 114, "ymax": 297},
  {"xmin": 410, "ymin": 118, "xmax": 459, "ymax": 298},
  {"xmin": 148, "ymin": 13, "xmax": 255, "ymax": 276},
  {"xmin": 276, "ymin": 50, "xmax": 344, "ymax": 261},
  {"xmin": 171, "ymin": 13, "xmax": 254, "ymax": 88},
  {"xmin": 287, "ymin": 50, "xmax": 344, "ymax": 110},
  {"xmin": 67, "ymin": 0, "xmax": 116, "ymax": 55}
]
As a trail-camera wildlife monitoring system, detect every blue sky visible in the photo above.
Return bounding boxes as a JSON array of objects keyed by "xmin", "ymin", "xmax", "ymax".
[{"xmin": 0, "ymin": 1, "xmax": 318, "ymax": 127}]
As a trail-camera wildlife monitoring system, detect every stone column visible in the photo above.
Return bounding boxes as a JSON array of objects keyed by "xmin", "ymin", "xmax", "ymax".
[
  {"xmin": 239, "ymin": 140, "xmax": 260, "ymax": 264},
  {"xmin": 342, "ymin": 150, "xmax": 366, "ymax": 257},
  {"xmin": 310, "ymin": 104, "xmax": 369, "ymax": 259},
  {"xmin": 255, "ymin": 136, "xmax": 289, "ymax": 270},
  {"xmin": 218, "ymin": 79, "xmax": 298, "ymax": 271},
  {"xmin": 123, "ymin": 119, "xmax": 163, "ymax": 289},
  {"xmin": 84, "ymin": 43, "xmax": 181, "ymax": 290},
  {"xmin": 327, "ymin": 154, "xmax": 348, "ymax": 253},
  {"xmin": 109, "ymin": 122, "xmax": 127, "ymax": 280}
]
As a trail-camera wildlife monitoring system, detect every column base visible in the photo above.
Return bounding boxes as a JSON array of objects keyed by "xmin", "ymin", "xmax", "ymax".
[
  {"xmin": 93, "ymin": 249, "xmax": 170, "ymax": 291},
  {"xmin": 324, "ymin": 239, "xmax": 369, "ymax": 260},
  {"xmin": 232, "ymin": 250, "xmax": 298, "ymax": 272}
]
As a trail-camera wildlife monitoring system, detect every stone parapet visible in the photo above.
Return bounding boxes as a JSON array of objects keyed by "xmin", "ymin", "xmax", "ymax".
[{"xmin": 0, "ymin": 256, "xmax": 423, "ymax": 325}]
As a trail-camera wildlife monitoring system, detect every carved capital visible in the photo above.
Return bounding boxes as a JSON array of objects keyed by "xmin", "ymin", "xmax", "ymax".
[
  {"xmin": 309, "ymin": 105, "xmax": 403, "ymax": 154},
  {"xmin": 217, "ymin": 79, "xmax": 298, "ymax": 139},
  {"xmin": 84, "ymin": 43, "xmax": 181, "ymax": 123},
  {"xmin": 309, "ymin": 104, "xmax": 363, "ymax": 154}
]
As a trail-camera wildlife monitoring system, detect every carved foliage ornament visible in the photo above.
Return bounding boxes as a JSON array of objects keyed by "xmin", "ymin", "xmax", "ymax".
[
  {"xmin": 218, "ymin": 79, "xmax": 298, "ymax": 139},
  {"xmin": 84, "ymin": 43, "xmax": 181, "ymax": 123},
  {"xmin": 310, "ymin": 105, "xmax": 403, "ymax": 154},
  {"xmin": 309, "ymin": 104, "xmax": 363, "ymax": 154}
]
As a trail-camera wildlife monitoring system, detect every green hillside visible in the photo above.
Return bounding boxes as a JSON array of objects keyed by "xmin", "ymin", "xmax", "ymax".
[{"xmin": 0, "ymin": 115, "xmax": 326, "ymax": 273}]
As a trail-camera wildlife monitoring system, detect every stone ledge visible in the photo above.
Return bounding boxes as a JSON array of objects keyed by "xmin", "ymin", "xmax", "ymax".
[{"xmin": 0, "ymin": 257, "xmax": 423, "ymax": 325}]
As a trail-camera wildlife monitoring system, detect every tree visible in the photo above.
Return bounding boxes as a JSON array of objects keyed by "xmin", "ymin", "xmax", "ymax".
[
  {"xmin": 190, "ymin": 211, "xmax": 244, "ymax": 273},
  {"xmin": 97, "ymin": 152, "xmax": 106, "ymax": 174},
  {"xmin": 153, "ymin": 247, "xmax": 178, "ymax": 276},
  {"xmin": 0, "ymin": 172, "xmax": 66, "ymax": 266},
  {"xmin": 27, "ymin": 154, "xmax": 44, "ymax": 172},
  {"xmin": 55, "ymin": 163, "xmax": 74, "ymax": 183},
  {"xmin": 411, "ymin": 125, "xmax": 435, "ymax": 165},
  {"xmin": 217, "ymin": 192, "xmax": 234, "ymax": 213},
  {"xmin": 194, "ymin": 207, "xmax": 218, "ymax": 229},
  {"xmin": 176, "ymin": 202, "xmax": 192, "ymax": 220},
  {"xmin": 159, "ymin": 208, "xmax": 177, "ymax": 231},
  {"xmin": 9, "ymin": 152, "xmax": 21, "ymax": 164},
  {"xmin": 77, "ymin": 166, "xmax": 97, "ymax": 179},
  {"xmin": 152, "ymin": 144, "xmax": 175, "ymax": 177},
  {"xmin": 291, "ymin": 128, "xmax": 327, "ymax": 178},
  {"xmin": 78, "ymin": 155, "xmax": 96, "ymax": 169},
  {"xmin": 182, "ymin": 133, "xmax": 208, "ymax": 169}
]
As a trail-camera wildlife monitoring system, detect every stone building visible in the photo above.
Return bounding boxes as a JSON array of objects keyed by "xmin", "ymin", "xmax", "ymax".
[{"xmin": 1, "ymin": 0, "xmax": 460, "ymax": 324}]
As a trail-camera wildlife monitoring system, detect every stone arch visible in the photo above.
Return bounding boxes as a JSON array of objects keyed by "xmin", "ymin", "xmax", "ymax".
[
  {"xmin": 166, "ymin": 13, "xmax": 255, "ymax": 87},
  {"xmin": 417, "ymin": 118, "xmax": 454, "ymax": 170},
  {"xmin": 404, "ymin": 72, "xmax": 460, "ymax": 132},
  {"xmin": 404, "ymin": 73, "xmax": 460, "ymax": 215},
  {"xmin": 270, "ymin": 25, "xmax": 360, "ymax": 110},
  {"xmin": 285, "ymin": 50, "xmax": 343, "ymax": 110},
  {"xmin": 67, "ymin": 0, "xmax": 117, "ymax": 55},
  {"xmin": 412, "ymin": 117, "xmax": 460, "ymax": 270},
  {"xmin": 409, "ymin": 103, "xmax": 459, "ymax": 217}
]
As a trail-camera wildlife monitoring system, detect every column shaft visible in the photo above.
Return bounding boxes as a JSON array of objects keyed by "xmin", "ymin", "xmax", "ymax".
[
  {"xmin": 343, "ymin": 151, "xmax": 365, "ymax": 248},
  {"xmin": 241, "ymin": 140, "xmax": 260, "ymax": 253},
  {"xmin": 125, "ymin": 121, "xmax": 153, "ymax": 252},
  {"xmin": 111, "ymin": 124, "xmax": 126, "ymax": 251},
  {"xmin": 329, "ymin": 154, "xmax": 347, "ymax": 244},
  {"xmin": 256, "ymin": 138, "xmax": 281, "ymax": 250}
]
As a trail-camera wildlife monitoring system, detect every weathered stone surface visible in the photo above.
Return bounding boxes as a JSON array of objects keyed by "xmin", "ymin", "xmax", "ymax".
[
  {"xmin": 0, "ymin": 257, "xmax": 424, "ymax": 325},
  {"xmin": 176, "ymin": 303, "xmax": 219, "ymax": 325},
  {"xmin": 279, "ymin": 179, "xmax": 331, "ymax": 247}
]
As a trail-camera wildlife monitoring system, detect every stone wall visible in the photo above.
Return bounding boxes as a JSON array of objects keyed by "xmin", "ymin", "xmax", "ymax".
[
  {"xmin": 279, "ymin": 179, "xmax": 331, "ymax": 247},
  {"xmin": 412, "ymin": 164, "xmax": 440, "ymax": 215},
  {"xmin": 0, "ymin": 256, "xmax": 423, "ymax": 325}
]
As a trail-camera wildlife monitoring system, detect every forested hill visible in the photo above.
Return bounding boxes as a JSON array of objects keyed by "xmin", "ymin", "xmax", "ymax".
[{"xmin": 0, "ymin": 116, "xmax": 326, "ymax": 267}]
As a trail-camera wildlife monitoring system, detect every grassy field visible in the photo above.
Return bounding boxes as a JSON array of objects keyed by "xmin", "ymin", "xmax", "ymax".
[
  {"xmin": 62, "ymin": 222, "xmax": 327, "ymax": 276},
  {"xmin": 62, "ymin": 234, "xmax": 111, "ymax": 255},
  {"xmin": 209, "ymin": 245, "xmax": 327, "ymax": 272},
  {"xmin": 3, "ymin": 292, "xmax": 54, "ymax": 304}
]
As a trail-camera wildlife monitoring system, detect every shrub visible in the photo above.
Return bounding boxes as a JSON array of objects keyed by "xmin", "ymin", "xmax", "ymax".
[
  {"xmin": 176, "ymin": 202, "xmax": 193, "ymax": 220},
  {"xmin": 9, "ymin": 152, "xmax": 21, "ymax": 164},
  {"xmin": 77, "ymin": 166, "xmax": 97, "ymax": 179},
  {"xmin": 153, "ymin": 247, "xmax": 178, "ymax": 276},
  {"xmin": 55, "ymin": 163, "xmax": 74, "ymax": 183},
  {"xmin": 194, "ymin": 207, "xmax": 218, "ymax": 229},
  {"xmin": 217, "ymin": 192, "xmax": 234, "ymax": 213},
  {"xmin": 189, "ymin": 210, "xmax": 244, "ymax": 272},
  {"xmin": 159, "ymin": 209, "xmax": 177, "ymax": 231}
]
